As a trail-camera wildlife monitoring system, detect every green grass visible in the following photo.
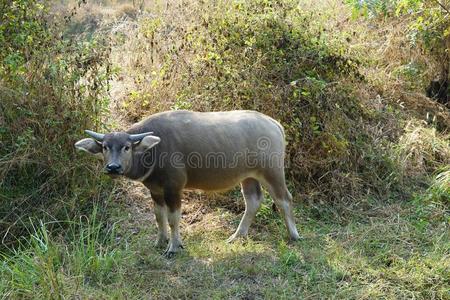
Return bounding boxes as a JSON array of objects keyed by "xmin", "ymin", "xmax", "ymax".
[
  {"xmin": 2, "ymin": 192, "xmax": 447, "ymax": 299},
  {"xmin": 0, "ymin": 205, "xmax": 126, "ymax": 300},
  {"xmin": 1, "ymin": 1, "xmax": 449, "ymax": 299}
]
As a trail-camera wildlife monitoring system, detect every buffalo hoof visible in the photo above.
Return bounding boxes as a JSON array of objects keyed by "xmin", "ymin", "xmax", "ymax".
[
  {"xmin": 226, "ymin": 233, "xmax": 247, "ymax": 244},
  {"xmin": 155, "ymin": 237, "xmax": 169, "ymax": 249},
  {"xmin": 163, "ymin": 243, "xmax": 184, "ymax": 258},
  {"xmin": 288, "ymin": 233, "xmax": 302, "ymax": 242}
]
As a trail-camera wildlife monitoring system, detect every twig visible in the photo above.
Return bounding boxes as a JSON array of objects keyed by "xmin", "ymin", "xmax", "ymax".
[{"xmin": 433, "ymin": 0, "xmax": 450, "ymax": 14}]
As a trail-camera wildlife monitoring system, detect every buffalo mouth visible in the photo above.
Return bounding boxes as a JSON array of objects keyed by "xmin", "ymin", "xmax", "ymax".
[{"xmin": 104, "ymin": 169, "xmax": 124, "ymax": 177}]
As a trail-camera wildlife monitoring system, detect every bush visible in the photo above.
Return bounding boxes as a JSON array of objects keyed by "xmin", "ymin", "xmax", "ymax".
[
  {"xmin": 115, "ymin": 0, "xmax": 398, "ymax": 202},
  {"xmin": 347, "ymin": 0, "xmax": 450, "ymax": 90},
  {"xmin": 0, "ymin": 0, "xmax": 112, "ymax": 247}
]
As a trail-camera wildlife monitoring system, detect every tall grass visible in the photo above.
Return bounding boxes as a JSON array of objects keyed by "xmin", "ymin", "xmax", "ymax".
[
  {"xmin": 395, "ymin": 121, "xmax": 450, "ymax": 179},
  {"xmin": 0, "ymin": 0, "xmax": 113, "ymax": 247},
  {"xmin": 0, "ymin": 204, "xmax": 123, "ymax": 299},
  {"xmin": 66, "ymin": 204, "xmax": 120, "ymax": 284},
  {"xmin": 422, "ymin": 166, "xmax": 450, "ymax": 204}
]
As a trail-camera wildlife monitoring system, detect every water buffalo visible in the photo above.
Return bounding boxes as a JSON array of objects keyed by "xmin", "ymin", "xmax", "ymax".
[{"xmin": 75, "ymin": 110, "xmax": 300, "ymax": 257}]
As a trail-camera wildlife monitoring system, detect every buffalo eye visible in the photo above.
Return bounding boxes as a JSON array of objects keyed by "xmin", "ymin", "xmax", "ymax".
[
  {"xmin": 124, "ymin": 146, "xmax": 130, "ymax": 152},
  {"xmin": 103, "ymin": 145, "xmax": 107, "ymax": 151}
]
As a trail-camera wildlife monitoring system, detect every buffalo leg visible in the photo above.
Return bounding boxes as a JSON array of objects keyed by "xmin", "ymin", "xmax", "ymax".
[
  {"xmin": 227, "ymin": 178, "xmax": 263, "ymax": 243},
  {"xmin": 262, "ymin": 172, "xmax": 300, "ymax": 241},
  {"xmin": 151, "ymin": 192, "xmax": 169, "ymax": 248},
  {"xmin": 164, "ymin": 190, "xmax": 183, "ymax": 257}
]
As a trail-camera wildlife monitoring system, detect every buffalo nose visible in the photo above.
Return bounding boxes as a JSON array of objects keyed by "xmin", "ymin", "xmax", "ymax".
[{"xmin": 106, "ymin": 163, "xmax": 122, "ymax": 173}]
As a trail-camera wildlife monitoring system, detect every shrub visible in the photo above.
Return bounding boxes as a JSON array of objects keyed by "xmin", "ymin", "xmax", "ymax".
[
  {"xmin": 0, "ymin": 0, "xmax": 112, "ymax": 247},
  {"xmin": 347, "ymin": 0, "xmax": 450, "ymax": 92},
  {"xmin": 114, "ymin": 0, "xmax": 398, "ymax": 202}
]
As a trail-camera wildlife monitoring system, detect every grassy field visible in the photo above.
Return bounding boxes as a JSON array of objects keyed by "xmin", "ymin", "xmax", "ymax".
[
  {"xmin": 1, "ymin": 0, "xmax": 449, "ymax": 299},
  {"xmin": 2, "ymin": 185, "xmax": 448, "ymax": 299},
  {"xmin": 105, "ymin": 189, "xmax": 449, "ymax": 299}
]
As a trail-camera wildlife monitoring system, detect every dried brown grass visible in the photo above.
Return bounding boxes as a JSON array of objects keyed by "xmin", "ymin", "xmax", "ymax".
[
  {"xmin": 59, "ymin": 0, "xmax": 449, "ymax": 204},
  {"xmin": 354, "ymin": 12, "xmax": 450, "ymax": 128},
  {"xmin": 396, "ymin": 120, "xmax": 450, "ymax": 176}
]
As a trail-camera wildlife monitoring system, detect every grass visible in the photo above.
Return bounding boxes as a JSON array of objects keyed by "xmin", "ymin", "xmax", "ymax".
[
  {"xmin": 116, "ymin": 193, "xmax": 450, "ymax": 299},
  {"xmin": 2, "ymin": 189, "xmax": 447, "ymax": 299},
  {"xmin": 0, "ymin": 204, "xmax": 125, "ymax": 300},
  {"xmin": 1, "ymin": 0, "xmax": 449, "ymax": 299}
]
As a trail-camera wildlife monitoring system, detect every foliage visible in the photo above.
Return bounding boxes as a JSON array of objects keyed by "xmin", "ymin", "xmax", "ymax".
[
  {"xmin": 399, "ymin": 0, "xmax": 450, "ymax": 69},
  {"xmin": 348, "ymin": 0, "xmax": 450, "ymax": 75},
  {"xmin": 0, "ymin": 204, "xmax": 123, "ymax": 299},
  {"xmin": 0, "ymin": 0, "xmax": 113, "ymax": 247},
  {"xmin": 346, "ymin": 0, "xmax": 401, "ymax": 17},
  {"xmin": 0, "ymin": 0, "xmax": 449, "ymax": 299},
  {"xmin": 116, "ymin": 0, "xmax": 399, "ymax": 202}
]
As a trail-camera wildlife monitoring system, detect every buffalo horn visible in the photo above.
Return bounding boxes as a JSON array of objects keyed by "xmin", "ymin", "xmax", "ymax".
[
  {"xmin": 129, "ymin": 132, "xmax": 154, "ymax": 142},
  {"xmin": 85, "ymin": 130, "xmax": 105, "ymax": 141}
]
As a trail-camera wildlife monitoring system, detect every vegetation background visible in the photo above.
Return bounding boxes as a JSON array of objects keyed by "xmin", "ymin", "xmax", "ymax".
[{"xmin": 0, "ymin": 0, "xmax": 449, "ymax": 298}]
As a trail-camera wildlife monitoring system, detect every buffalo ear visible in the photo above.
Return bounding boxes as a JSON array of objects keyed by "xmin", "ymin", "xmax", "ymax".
[
  {"xmin": 75, "ymin": 138, "xmax": 102, "ymax": 157},
  {"xmin": 134, "ymin": 135, "xmax": 160, "ymax": 152}
]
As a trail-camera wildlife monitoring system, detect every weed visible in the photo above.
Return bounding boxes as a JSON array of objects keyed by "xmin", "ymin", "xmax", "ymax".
[{"xmin": 0, "ymin": 203, "xmax": 124, "ymax": 299}]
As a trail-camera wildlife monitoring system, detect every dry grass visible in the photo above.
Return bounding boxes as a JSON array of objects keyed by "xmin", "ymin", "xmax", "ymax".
[
  {"xmin": 1, "ymin": 0, "xmax": 449, "ymax": 299},
  {"xmin": 97, "ymin": 0, "xmax": 399, "ymax": 203},
  {"xmin": 350, "ymin": 9, "xmax": 450, "ymax": 128},
  {"xmin": 396, "ymin": 120, "xmax": 450, "ymax": 176}
]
